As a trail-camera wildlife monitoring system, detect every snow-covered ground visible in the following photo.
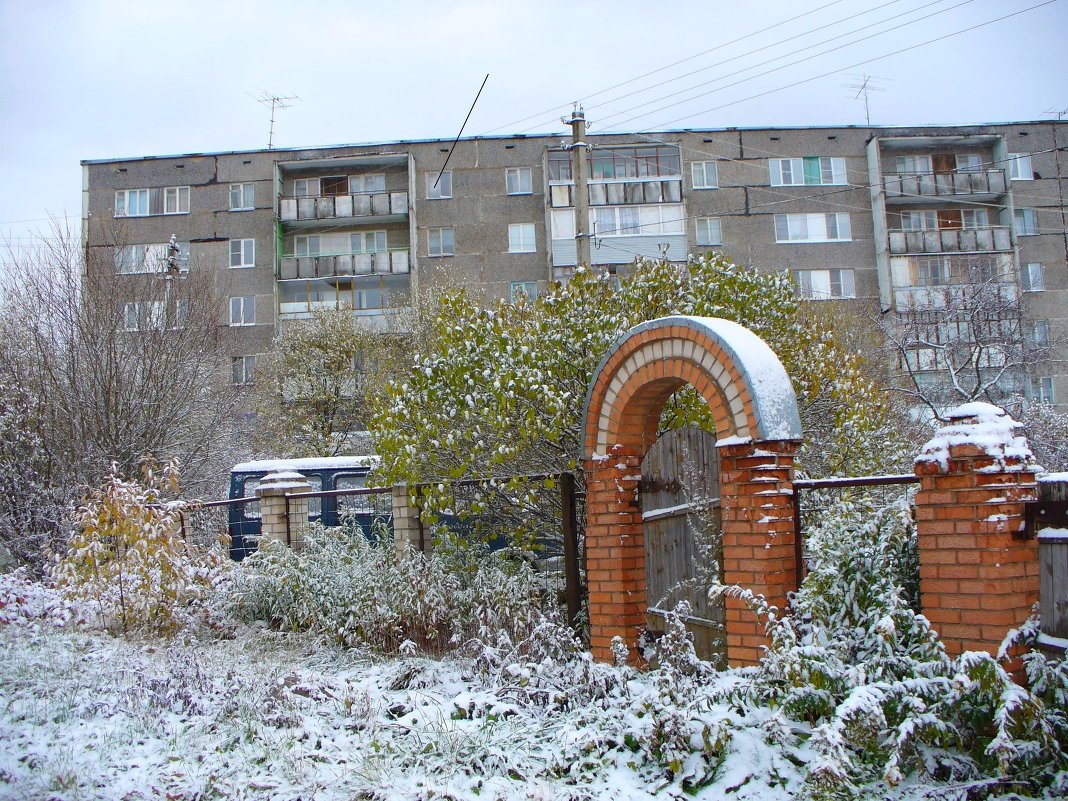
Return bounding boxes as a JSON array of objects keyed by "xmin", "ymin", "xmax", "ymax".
[{"xmin": 0, "ymin": 618, "xmax": 807, "ymax": 801}]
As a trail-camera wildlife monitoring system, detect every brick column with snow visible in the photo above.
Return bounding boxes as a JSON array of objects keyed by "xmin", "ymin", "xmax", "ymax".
[
  {"xmin": 914, "ymin": 403, "xmax": 1040, "ymax": 657},
  {"xmin": 256, "ymin": 470, "xmax": 312, "ymax": 550},
  {"xmin": 391, "ymin": 483, "xmax": 424, "ymax": 555}
]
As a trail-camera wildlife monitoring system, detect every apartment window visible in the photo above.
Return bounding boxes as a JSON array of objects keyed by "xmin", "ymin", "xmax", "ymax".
[
  {"xmin": 114, "ymin": 186, "xmax": 189, "ymax": 217},
  {"xmin": 115, "ymin": 242, "xmax": 189, "ymax": 274},
  {"xmin": 294, "ymin": 178, "xmax": 320, "ymax": 197},
  {"xmin": 961, "ymin": 209, "xmax": 989, "ymax": 229},
  {"xmin": 295, "ymin": 235, "xmax": 320, "ymax": 257},
  {"xmin": 114, "ymin": 189, "xmax": 149, "ymax": 217},
  {"xmin": 229, "ymin": 183, "xmax": 255, "ymax": 210},
  {"xmin": 915, "ymin": 256, "xmax": 950, "ymax": 286},
  {"xmin": 769, "ymin": 157, "xmax": 847, "ymax": 186},
  {"xmin": 232, "ymin": 355, "xmax": 256, "ymax": 386},
  {"xmin": 121, "ymin": 301, "xmax": 164, "ymax": 332},
  {"xmin": 955, "ymin": 153, "xmax": 983, "ymax": 173},
  {"xmin": 427, "ymin": 227, "xmax": 454, "ymax": 257},
  {"xmin": 320, "ymin": 176, "xmax": 348, "ymax": 196},
  {"xmin": 1014, "ymin": 208, "xmax": 1038, "ymax": 236},
  {"xmin": 508, "ymin": 223, "xmax": 536, "ymax": 253},
  {"xmin": 1028, "ymin": 320, "xmax": 1050, "ymax": 347},
  {"xmin": 691, "ymin": 161, "xmax": 719, "ymax": 189},
  {"xmin": 696, "ymin": 217, "xmax": 723, "ymax": 246},
  {"xmin": 349, "ymin": 173, "xmax": 386, "ymax": 193},
  {"xmin": 510, "ymin": 281, "xmax": 538, "ymax": 302},
  {"xmin": 1008, "ymin": 153, "xmax": 1033, "ymax": 180},
  {"xmin": 426, "ymin": 171, "xmax": 452, "ymax": 199},
  {"xmin": 351, "ymin": 231, "xmax": 387, "ymax": 253},
  {"xmin": 229, "ymin": 239, "xmax": 255, "ymax": 268},
  {"xmin": 1020, "ymin": 262, "xmax": 1045, "ymax": 291},
  {"xmin": 1028, "ymin": 376, "xmax": 1055, "ymax": 404},
  {"xmin": 506, "ymin": 167, "xmax": 532, "ymax": 195},
  {"xmin": 773, "ymin": 213, "xmax": 851, "ymax": 242},
  {"xmin": 900, "ymin": 210, "xmax": 937, "ymax": 230},
  {"xmin": 895, "ymin": 155, "xmax": 932, "ymax": 174},
  {"xmin": 164, "ymin": 186, "xmax": 189, "ymax": 214},
  {"xmin": 229, "ymin": 296, "xmax": 255, "ymax": 326},
  {"xmin": 793, "ymin": 268, "xmax": 856, "ymax": 299}
]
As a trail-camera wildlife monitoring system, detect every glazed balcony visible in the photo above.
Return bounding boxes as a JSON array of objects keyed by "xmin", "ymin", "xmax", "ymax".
[
  {"xmin": 888, "ymin": 226, "xmax": 1012, "ymax": 255},
  {"xmin": 278, "ymin": 191, "xmax": 409, "ymax": 227},
  {"xmin": 278, "ymin": 249, "xmax": 410, "ymax": 280},
  {"xmin": 883, "ymin": 169, "xmax": 1007, "ymax": 203}
]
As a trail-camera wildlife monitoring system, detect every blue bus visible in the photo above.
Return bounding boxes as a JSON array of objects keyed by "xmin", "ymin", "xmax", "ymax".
[{"xmin": 228, "ymin": 457, "xmax": 390, "ymax": 560}]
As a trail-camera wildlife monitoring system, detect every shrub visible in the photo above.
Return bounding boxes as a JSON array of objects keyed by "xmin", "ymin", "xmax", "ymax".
[
  {"xmin": 52, "ymin": 461, "xmax": 229, "ymax": 635},
  {"xmin": 228, "ymin": 524, "xmax": 546, "ymax": 655}
]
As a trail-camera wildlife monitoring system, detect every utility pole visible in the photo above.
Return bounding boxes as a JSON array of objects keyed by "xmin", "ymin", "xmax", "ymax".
[{"xmin": 563, "ymin": 105, "xmax": 591, "ymax": 267}]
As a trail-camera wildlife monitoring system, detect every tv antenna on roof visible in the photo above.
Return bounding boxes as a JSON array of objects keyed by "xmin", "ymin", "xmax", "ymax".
[
  {"xmin": 251, "ymin": 92, "xmax": 300, "ymax": 149},
  {"xmin": 1044, "ymin": 107, "xmax": 1068, "ymax": 120},
  {"xmin": 842, "ymin": 73, "xmax": 889, "ymax": 126}
]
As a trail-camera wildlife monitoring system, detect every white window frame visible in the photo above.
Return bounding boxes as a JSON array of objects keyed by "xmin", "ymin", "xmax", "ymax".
[
  {"xmin": 508, "ymin": 223, "xmax": 536, "ymax": 253},
  {"xmin": 773, "ymin": 213, "xmax": 852, "ymax": 243},
  {"xmin": 229, "ymin": 183, "xmax": 255, "ymax": 211},
  {"xmin": 793, "ymin": 268, "xmax": 856, "ymax": 299},
  {"xmin": 955, "ymin": 154, "xmax": 983, "ymax": 173},
  {"xmin": 426, "ymin": 171, "xmax": 453, "ymax": 200},
  {"xmin": 229, "ymin": 296, "xmax": 255, "ymax": 327},
  {"xmin": 769, "ymin": 157, "xmax": 847, "ymax": 186},
  {"xmin": 960, "ymin": 209, "xmax": 989, "ymax": 230},
  {"xmin": 114, "ymin": 189, "xmax": 149, "ymax": 217},
  {"xmin": 506, "ymin": 167, "xmax": 532, "ymax": 195},
  {"xmin": 351, "ymin": 230, "xmax": 387, "ymax": 253},
  {"xmin": 293, "ymin": 178, "xmax": 320, "ymax": 197},
  {"xmin": 229, "ymin": 239, "xmax": 255, "ymax": 268},
  {"xmin": 510, "ymin": 281, "xmax": 538, "ymax": 302},
  {"xmin": 115, "ymin": 242, "xmax": 189, "ymax": 274},
  {"xmin": 899, "ymin": 210, "xmax": 937, "ymax": 231},
  {"xmin": 695, "ymin": 217, "xmax": 722, "ymax": 246},
  {"xmin": 164, "ymin": 186, "xmax": 190, "ymax": 214},
  {"xmin": 121, "ymin": 301, "xmax": 165, "ymax": 332},
  {"xmin": 1008, "ymin": 153, "xmax": 1033, "ymax": 181},
  {"xmin": 1028, "ymin": 320, "xmax": 1050, "ymax": 347},
  {"xmin": 1014, "ymin": 208, "xmax": 1039, "ymax": 236},
  {"xmin": 691, "ymin": 161, "xmax": 719, "ymax": 189},
  {"xmin": 895, "ymin": 155, "xmax": 933, "ymax": 174},
  {"xmin": 427, "ymin": 227, "xmax": 454, "ymax": 257},
  {"xmin": 349, "ymin": 173, "xmax": 386, "ymax": 194},
  {"xmin": 1021, "ymin": 262, "xmax": 1045, "ymax": 291},
  {"xmin": 294, "ymin": 235, "xmax": 320, "ymax": 257},
  {"xmin": 232, "ymin": 355, "xmax": 256, "ymax": 385}
]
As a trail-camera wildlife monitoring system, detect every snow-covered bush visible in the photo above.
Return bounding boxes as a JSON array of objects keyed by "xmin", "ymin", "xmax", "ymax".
[
  {"xmin": 732, "ymin": 494, "xmax": 1068, "ymax": 798},
  {"xmin": 229, "ymin": 524, "xmax": 545, "ymax": 655},
  {"xmin": 52, "ymin": 461, "xmax": 230, "ymax": 635}
]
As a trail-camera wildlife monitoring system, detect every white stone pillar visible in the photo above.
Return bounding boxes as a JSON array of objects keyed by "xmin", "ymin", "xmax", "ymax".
[{"xmin": 256, "ymin": 470, "xmax": 313, "ymax": 551}]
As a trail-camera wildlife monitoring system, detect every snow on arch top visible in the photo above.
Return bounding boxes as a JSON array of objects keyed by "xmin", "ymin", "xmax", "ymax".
[{"xmin": 580, "ymin": 315, "xmax": 802, "ymax": 456}]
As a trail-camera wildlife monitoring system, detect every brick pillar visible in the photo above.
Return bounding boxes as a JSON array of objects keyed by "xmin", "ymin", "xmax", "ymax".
[
  {"xmin": 719, "ymin": 439, "xmax": 799, "ymax": 667},
  {"xmin": 583, "ymin": 447, "xmax": 645, "ymax": 663},
  {"xmin": 391, "ymin": 483, "xmax": 425, "ymax": 555},
  {"xmin": 914, "ymin": 404, "xmax": 1039, "ymax": 657},
  {"xmin": 256, "ymin": 470, "xmax": 312, "ymax": 551}
]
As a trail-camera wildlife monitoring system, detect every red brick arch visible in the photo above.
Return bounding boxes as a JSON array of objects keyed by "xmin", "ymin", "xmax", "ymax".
[{"xmin": 580, "ymin": 316, "xmax": 802, "ymax": 666}]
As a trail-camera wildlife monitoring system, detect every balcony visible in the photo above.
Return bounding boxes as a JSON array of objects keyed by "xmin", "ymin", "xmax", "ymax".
[
  {"xmin": 279, "ymin": 250, "xmax": 410, "ymax": 280},
  {"xmin": 279, "ymin": 191, "xmax": 409, "ymax": 226},
  {"xmin": 549, "ymin": 178, "xmax": 682, "ymax": 208},
  {"xmin": 278, "ymin": 272, "xmax": 410, "ymax": 320},
  {"xmin": 883, "ymin": 170, "xmax": 1006, "ymax": 203},
  {"xmin": 888, "ymin": 226, "xmax": 1012, "ymax": 255}
]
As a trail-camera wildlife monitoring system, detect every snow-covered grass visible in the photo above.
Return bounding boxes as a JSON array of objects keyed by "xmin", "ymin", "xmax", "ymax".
[{"xmin": 0, "ymin": 600, "xmax": 809, "ymax": 800}]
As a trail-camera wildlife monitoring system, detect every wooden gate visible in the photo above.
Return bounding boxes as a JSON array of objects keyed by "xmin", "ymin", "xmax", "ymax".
[{"xmin": 641, "ymin": 427, "xmax": 725, "ymax": 662}]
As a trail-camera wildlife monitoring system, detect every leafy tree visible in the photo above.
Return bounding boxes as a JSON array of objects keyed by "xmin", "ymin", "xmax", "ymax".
[
  {"xmin": 252, "ymin": 309, "xmax": 407, "ymax": 457},
  {"xmin": 372, "ymin": 254, "xmax": 911, "ymax": 540}
]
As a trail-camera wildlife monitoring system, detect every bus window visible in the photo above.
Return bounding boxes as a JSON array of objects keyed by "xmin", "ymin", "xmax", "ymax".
[
  {"xmin": 336, "ymin": 473, "xmax": 370, "ymax": 513},
  {"xmin": 242, "ymin": 475, "xmax": 322, "ymax": 518}
]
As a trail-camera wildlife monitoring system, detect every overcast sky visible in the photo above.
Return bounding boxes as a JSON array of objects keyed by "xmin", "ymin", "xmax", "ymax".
[{"xmin": 1, "ymin": 0, "xmax": 1065, "ymax": 253}]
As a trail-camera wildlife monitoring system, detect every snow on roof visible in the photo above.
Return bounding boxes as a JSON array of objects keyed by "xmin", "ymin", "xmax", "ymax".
[
  {"xmin": 916, "ymin": 403, "xmax": 1035, "ymax": 473},
  {"xmin": 232, "ymin": 456, "xmax": 379, "ymax": 474}
]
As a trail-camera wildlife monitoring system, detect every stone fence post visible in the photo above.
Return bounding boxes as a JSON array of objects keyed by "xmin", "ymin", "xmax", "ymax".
[
  {"xmin": 914, "ymin": 403, "xmax": 1039, "ymax": 657},
  {"xmin": 256, "ymin": 469, "xmax": 312, "ymax": 551},
  {"xmin": 391, "ymin": 483, "xmax": 425, "ymax": 555}
]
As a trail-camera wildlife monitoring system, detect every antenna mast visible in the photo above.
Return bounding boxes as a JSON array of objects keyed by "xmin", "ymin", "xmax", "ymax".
[
  {"xmin": 842, "ymin": 73, "xmax": 888, "ymax": 126},
  {"xmin": 252, "ymin": 92, "xmax": 300, "ymax": 149}
]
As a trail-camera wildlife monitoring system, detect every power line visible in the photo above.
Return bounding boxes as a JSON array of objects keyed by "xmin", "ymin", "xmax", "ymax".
[{"xmin": 478, "ymin": 0, "xmax": 858, "ymax": 135}]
